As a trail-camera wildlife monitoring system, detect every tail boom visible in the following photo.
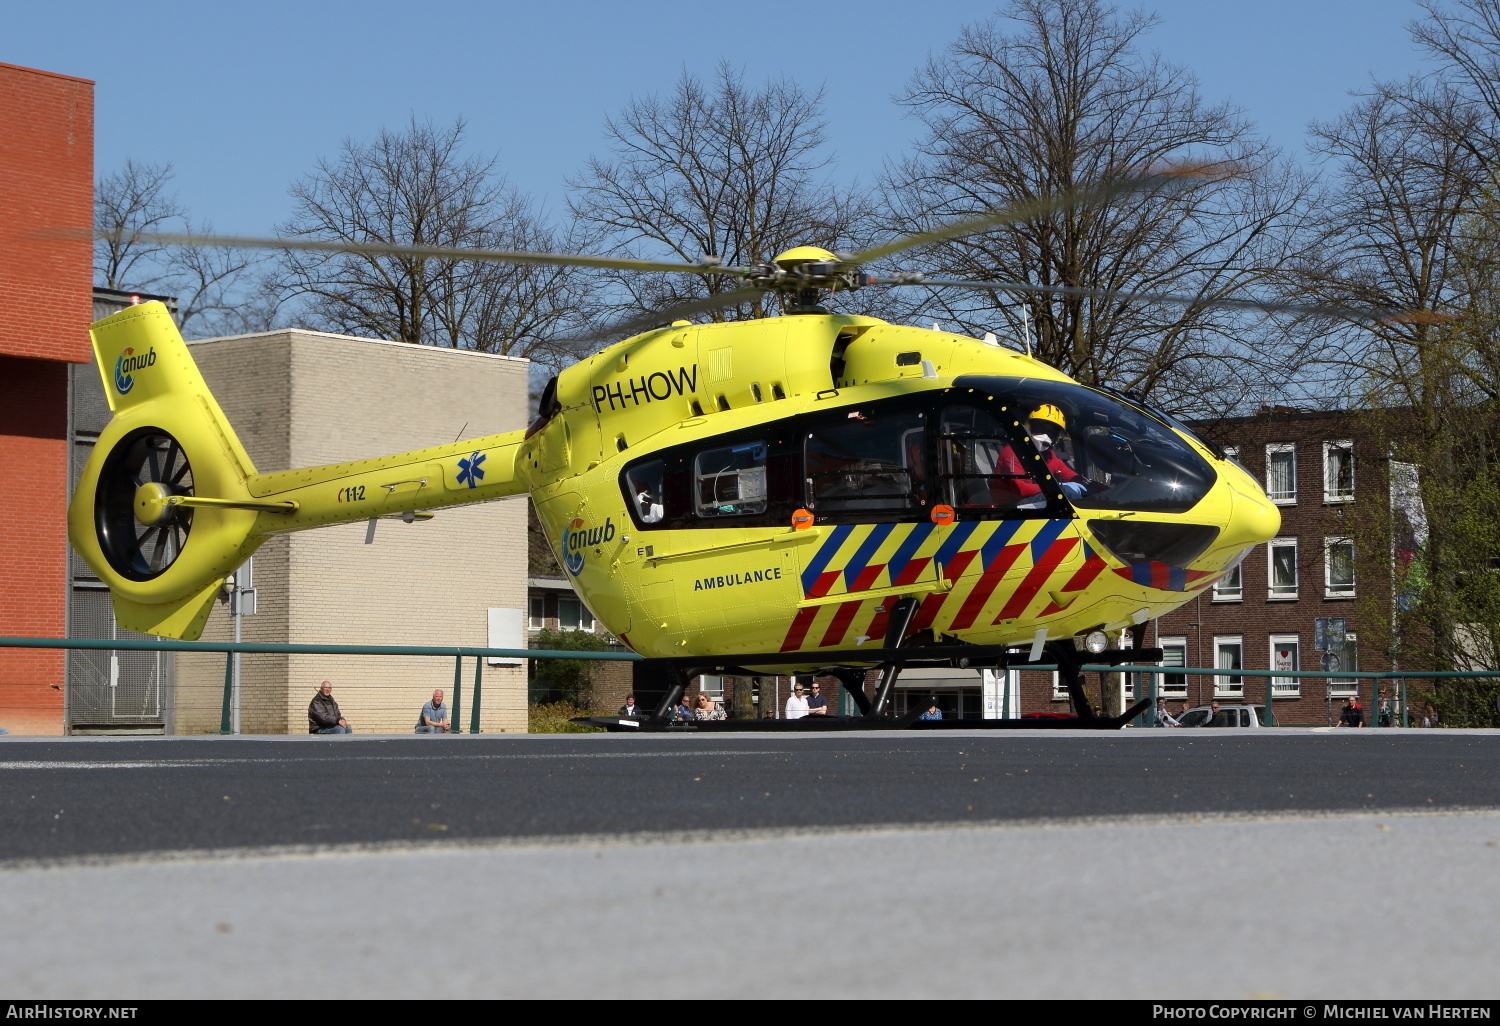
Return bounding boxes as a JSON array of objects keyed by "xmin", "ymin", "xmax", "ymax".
[{"xmin": 68, "ymin": 302, "xmax": 528, "ymax": 640}]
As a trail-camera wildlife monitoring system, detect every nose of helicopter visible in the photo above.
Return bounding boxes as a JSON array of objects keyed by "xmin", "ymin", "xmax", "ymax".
[{"xmin": 1221, "ymin": 479, "xmax": 1281, "ymax": 550}]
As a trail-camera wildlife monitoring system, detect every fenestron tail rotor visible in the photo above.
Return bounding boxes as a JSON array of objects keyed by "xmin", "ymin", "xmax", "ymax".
[{"xmin": 95, "ymin": 428, "xmax": 195, "ymax": 582}]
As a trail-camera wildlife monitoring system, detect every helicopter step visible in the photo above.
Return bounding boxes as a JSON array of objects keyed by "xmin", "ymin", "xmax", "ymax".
[{"xmin": 570, "ymin": 641, "xmax": 1158, "ymax": 732}]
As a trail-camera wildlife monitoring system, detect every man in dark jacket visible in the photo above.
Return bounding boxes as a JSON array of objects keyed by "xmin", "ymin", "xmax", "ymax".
[
  {"xmin": 309, "ymin": 680, "xmax": 352, "ymax": 734},
  {"xmin": 1338, "ymin": 697, "xmax": 1365, "ymax": 728}
]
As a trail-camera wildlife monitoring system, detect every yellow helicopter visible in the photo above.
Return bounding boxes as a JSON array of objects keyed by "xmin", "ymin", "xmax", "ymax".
[{"xmin": 69, "ymin": 169, "xmax": 1288, "ymax": 730}]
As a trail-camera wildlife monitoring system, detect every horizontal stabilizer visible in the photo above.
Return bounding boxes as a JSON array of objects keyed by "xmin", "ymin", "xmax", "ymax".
[{"xmin": 110, "ymin": 576, "xmax": 225, "ymax": 641}]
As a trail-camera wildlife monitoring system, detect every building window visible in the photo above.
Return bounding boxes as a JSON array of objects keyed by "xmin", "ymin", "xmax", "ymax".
[
  {"xmin": 528, "ymin": 594, "xmax": 546, "ymax": 630},
  {"xmin": 1328, "ymin": 633, "xmax": 1359, "ymax": 695},
  {"xmin": 1324, "ymin": 440, "xmax": 1354, "ymax": 502},
  {"xmin": 1271, "ymin": 635, "xmax": 1301, "ymax": 695},
  {"xmin": 697, "ymin": 675, "xmax": 725, "ymax": 699},
  {"xmin": 1212, "ymin": 561, "xmax": 1243, "ymax": 601},
  {"xmin": 1214, "ymin": 635, "xmax": 1244, "ymax": 697},
  {"xmin": 557, "ymin": 596, "xmax": 595, "ymax": 631},
  {"xmin": 1158, "ymin": 636, "xmax": 1188, "ymax": 697},
  {"xmin": 1266, "ymin": 443, "xmax": 1296, "ymax": 504},
  {"xmin": 1222, "ymin": 445, "xmax": 1239, "ymax": 459},
  {"xmin": 1268, "ymin": 537, "xmax": 1298, "ymax": 600},
  {"xmin": 1325, "ymin": 537, "xmax": 1355, "ymax": 598}
]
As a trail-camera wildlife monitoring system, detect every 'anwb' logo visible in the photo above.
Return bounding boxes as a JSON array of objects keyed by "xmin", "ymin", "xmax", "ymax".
[
  {"xmin": 113, "ymin": 346, "xmax": 156, "ymax": 394},
  {"xmin": 561, "ymin": 517, "xmax": 615, "ymax": 576}
]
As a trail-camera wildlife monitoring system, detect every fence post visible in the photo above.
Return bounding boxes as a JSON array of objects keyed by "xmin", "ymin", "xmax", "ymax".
[
  {"xmin": 220, "ymin": 650, "xmax": 234, "ymax": 735},
  {"xmin": 1371, "ymin": 675, "xmax": 1380, "ymax": 728},
  {"xmin": 1400, "ymin": 676, "xmax": 1409, "ymax": 728},
  {"xmin": 1263, "ymin": 672, "xmax": 1276, "ymax": 727},
  {"xmin": 452, "ymin": 655, "xmax": 464, "ymax": 734},
  {"xmin": 470, "ymin": 654, "xmax": 483, "ymax": 734}
]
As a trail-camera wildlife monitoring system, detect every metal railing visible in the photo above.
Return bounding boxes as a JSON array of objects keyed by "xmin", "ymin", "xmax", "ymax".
[
  {"xmin": 0, "ymin": 636, "xmax": 641, "ymax": 735},
  {"xmin": 1075, "ymin": 664, "xmax": 1500, "ymax": 727}
]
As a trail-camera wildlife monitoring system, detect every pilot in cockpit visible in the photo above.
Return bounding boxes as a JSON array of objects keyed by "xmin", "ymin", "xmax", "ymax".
[{"xmin": 992, "ymin": 404, "xmax": 1088, "ymax": 506}]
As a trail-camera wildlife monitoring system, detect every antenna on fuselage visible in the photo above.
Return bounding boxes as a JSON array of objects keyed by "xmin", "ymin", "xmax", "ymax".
[{"xmin": 1020, "ymin": 303, "xmax": 1033, "ymax": 358}]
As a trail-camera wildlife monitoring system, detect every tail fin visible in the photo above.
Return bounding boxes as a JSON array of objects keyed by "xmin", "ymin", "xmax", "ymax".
[{"xmin": 69, "ymin": 302, "xmax": 264, "ymax": 639}]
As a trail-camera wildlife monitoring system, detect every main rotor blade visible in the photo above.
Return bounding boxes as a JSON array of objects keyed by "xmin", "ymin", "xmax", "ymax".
[
  {"xmin": 843, "ymin": 162, "xmax": 1237, "ymax": 268},
  {"xmin": 886, "ymin": 275, "xmax": 1444, "ymax": 323},
  {"xmin": 94, "ymin": 230, "xmax": 746, "ymax": 277},
  {"xmin": 560, "ymin": 286, "xmax": 766, "ymax": 349}
]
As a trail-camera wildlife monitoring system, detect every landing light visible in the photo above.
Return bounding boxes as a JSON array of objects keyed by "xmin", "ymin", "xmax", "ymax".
[{"xmin": 1084, "ymin": 630, "xmax": 1109, "ymax": 654}]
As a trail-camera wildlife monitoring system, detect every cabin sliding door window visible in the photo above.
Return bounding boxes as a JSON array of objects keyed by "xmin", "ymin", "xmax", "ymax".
[{"xmin": 804, "ymin": 411, "xmax": 925, "ymax": 513}]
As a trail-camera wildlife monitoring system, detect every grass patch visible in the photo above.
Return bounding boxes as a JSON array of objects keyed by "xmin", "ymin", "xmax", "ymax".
[{"xmin": 528, "ymin": 701, "xmax": 611, "ymax": 733}]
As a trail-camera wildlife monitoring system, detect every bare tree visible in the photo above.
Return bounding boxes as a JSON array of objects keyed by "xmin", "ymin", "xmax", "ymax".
[
  {"xmin": 95, "ymin": 158, "xmax": 183, "ymax": 292},
  {"xmin": 95, "ymin": 159, "xmax": 273, "ymax": 337},
  {"xmin": 879, "ymin": 0, "xmax": 1315, "ymax": 416},
  {"xmin": 1295, "ymin": 80, "xmax": 1484, "ymax": 409},
  {"xmin": 274, "ymin": 116, "xmax": 588, "ymax": 363},
  {"xmin": 569, "ymin": 64, "xmax": 874, "ymax": 326}
]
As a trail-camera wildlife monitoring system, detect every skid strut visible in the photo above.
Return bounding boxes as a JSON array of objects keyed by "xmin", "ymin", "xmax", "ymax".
[{"xmin": 581, "ymin": 641, "xmax": 1157, "ymax": 732}]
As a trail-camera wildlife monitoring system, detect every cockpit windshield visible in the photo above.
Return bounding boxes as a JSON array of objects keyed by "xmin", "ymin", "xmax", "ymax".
[{"xmin": 963, "ymin": 377, "xmax": 1217, "ymax": 514}]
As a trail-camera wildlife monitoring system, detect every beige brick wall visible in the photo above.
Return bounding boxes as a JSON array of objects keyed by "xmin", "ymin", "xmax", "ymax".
[{"xmin": 174, "ymin": 330, "xmax": 529, "ymax": 735}]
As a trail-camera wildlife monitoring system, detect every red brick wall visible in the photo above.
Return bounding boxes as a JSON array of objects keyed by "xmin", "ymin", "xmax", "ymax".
[
  {"xmin": 0, "ymin": 356, "xmax": 70, "ymax": 733},
  {"xmin": 0, "ymin": 64, "xmax": 95, "ymax": 734},
  {"xmin": 0, "ymin": 63, "xmax": 94, "ymax": 363}
]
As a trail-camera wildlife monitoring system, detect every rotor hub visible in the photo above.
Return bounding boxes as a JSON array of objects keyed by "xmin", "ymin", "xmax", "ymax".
[{"xmin": 133, "ymin": 481, "xmax": 172, "ymax": 526}]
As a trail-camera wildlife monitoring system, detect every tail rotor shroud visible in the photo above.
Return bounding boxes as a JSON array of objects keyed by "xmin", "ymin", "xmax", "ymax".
[{"xmin": 95, "ymin": 428, "xmax": 195, "ymax": 581}]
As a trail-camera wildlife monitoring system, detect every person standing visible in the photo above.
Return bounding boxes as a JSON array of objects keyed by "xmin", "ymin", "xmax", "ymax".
[
  {"xmin": 619, "ymin": 693, "xmax": 639, "ymax": 717},
  {"xmin": 806, "ymin": 681, "xmax": 830, "ymax": 716},
  {"xmin": 918, "ymin": 698, "xmax": 943, "ymax": 721},
  {"xmin": 309, "ymin": 680, "xmax": 352, "ymax": 734},
  {"xmin": 415, "ymin": 689, "xmax": 450, "ymax": 733},
  {"xmin": 785, "ymin": 682, "xmax": 810, "ymax": 719}
]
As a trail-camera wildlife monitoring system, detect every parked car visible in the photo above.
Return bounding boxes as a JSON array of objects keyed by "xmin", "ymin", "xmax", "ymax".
[{"xmin": 1176, "ymin": 704, "xmax": 1268, "ymax": 727}]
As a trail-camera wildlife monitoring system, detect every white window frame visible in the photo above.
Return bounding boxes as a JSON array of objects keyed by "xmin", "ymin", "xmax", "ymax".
[
  {"xmin": 1157, "ymin": 635, "xmax": 1188, "ymax": 698},
  {"xmin": 1212, "ymin": 560, "xmax": 1243, "ymax": 602},
  {"xmin": 1266, "ymin": 443, "xmax": 1297, "ymax": 504},
  {"xmin": 1325, "ymin": 536, "xmax": 1355, "ymax": 599},
  {"xmin": 1327, "ymin": 633, "xmax": 1359, "ymax": 696},
  {"xmin": 1051, "ymin": 670, "xmax": 1068, "ymax": 702},
  {"xmin": 1213, "ymin": 635, "xmax": 1245, "ymax": 697},
  {"xmin": 1323, "ymin": 440, "xmax": 1355, "ymax": 503},
  {"xmin": 1221, "ymin": 445, "xmax": 1239, "ymax": 459},
  {"xmin": 1270, "ymin": 634, "xmax": 1301, "ymax": 695},
  {"xmin": 1268, "ymin": 537, "xmax": 1299, "ymax": 600},
  {"xmin": 528, "ymin": 594, "xmax": 546, "ymax": 630},
  {"xmin": 696, "ymin": 675, "xmax": 725, "ymax": 699}
]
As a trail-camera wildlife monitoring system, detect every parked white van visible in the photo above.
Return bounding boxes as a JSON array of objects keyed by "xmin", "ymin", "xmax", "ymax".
[{"xmin": 1176, "ymin": 704, "xmax": 1267, "ymax": 727}]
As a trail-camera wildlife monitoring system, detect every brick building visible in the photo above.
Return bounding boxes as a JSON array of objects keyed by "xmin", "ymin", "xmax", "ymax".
[
  {"xmin": 1147, "ymin": 408, "xmax": 1391, "ymax": 726},
  {"xmin": 163, "ymin": 328, "xmax": 533, "ymax": 735},
  {"xmin": 0, "ymin": 63, "xmax": 94, "ymax": 735}
]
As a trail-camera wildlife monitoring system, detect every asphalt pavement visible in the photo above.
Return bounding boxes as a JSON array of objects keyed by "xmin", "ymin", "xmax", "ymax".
[
  {"xmin": 1, "ymin": 729, "xmax": 1497, "ymax": 998},
  {"xmin": 1, "ymin": 729, "xmax": 1497, "ymax": 861}
]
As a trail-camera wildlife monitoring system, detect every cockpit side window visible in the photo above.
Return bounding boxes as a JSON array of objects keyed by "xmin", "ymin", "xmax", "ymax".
[
  {"xmin": 956, "ymin": 377, "xmax": 1217, "ymax": 514},
  {"xmin": 804, "ymin": 410, "xmax": 925, "ymax": 513},
  {"xmin": 937, "ymin": 405, "xmax": 1058, "ymax": 511}
]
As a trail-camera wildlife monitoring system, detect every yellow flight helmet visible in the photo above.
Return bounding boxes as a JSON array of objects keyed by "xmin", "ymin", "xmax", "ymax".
[{"xmin": 1029, "ymin": 404, "xmax": 1067, "ymax": 430}]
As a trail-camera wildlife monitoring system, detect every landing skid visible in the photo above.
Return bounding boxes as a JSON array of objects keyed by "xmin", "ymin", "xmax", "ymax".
[{"xmin": 571, "ymin": 636, "xmax": 1159, "ymax": 733}]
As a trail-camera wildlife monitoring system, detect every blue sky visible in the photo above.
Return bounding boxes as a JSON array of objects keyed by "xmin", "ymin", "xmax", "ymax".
[{"xmin": 8, "ymin": 0, "xmax": 1432, "ymax": 239}]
